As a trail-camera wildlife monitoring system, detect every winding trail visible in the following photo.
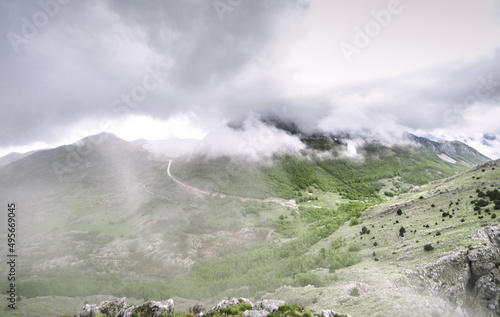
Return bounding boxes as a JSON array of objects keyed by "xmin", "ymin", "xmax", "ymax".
[
  {"xmin": 167, "ymin": 160, "xmax": 210, "ymax": 195},
  {"xmin": 167, "ymin": 159, "xmax": 300, "ymax": 214},
  {"xmin": 142, "ymin": 183, "xmax": 171, "ymax": 201}
]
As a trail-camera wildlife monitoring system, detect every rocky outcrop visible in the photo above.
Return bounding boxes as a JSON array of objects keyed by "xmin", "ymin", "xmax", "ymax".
[
  {"xmin": 75, "ymin": 298, "xmax": 174, "ymax": 317},
  {"xmin": 76, "ymin": 297, "xmax": 127, "ymax": 317},
  {"xmin": 74, "ymin": 297, "xmax": 350, "ymax": 317},
  {"xmin": 408, "ymin": 225, "xmax": 500, "ymax": 316},
  {"xmin": 405, "ymin": 133, "xmax": 490, "ymax": 164},
  {"xmin": 115, "ymin": 299, "xmax": 174, "ymax": 317},
  {"xmin": 254, "ymin": 299, "xmax": 286, "ymax": 312}
]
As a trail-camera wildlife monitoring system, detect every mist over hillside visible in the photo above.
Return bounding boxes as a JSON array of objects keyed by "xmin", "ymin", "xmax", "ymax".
[
  {"xmin": 0, "ymin": 131, "xmax": 497, "ymax": 316},
  {"xmin": 1, "ymin": 1, "xmax": 500, "ymax": 316}
]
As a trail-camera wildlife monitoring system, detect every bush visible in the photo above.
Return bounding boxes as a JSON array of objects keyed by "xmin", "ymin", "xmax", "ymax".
[
  {"xmin": 332, "ymin": 238, "xmax": 343, "ymax": 249},
  {"xmin": 361, "ymin": 226, "xmax": 368, "ymax": 235},
  {"xmin": 424, "ymin": 244, "xmax": 434, "ymax": 251},
  {"xmin": 349, "ymin": 217, "xmax": 359, "ymax": 226},
  {"xmin": 476, "ymin": 199, "xmax": 489, "ymax": 207},
  {"xmin": 396, "ymin": 209, "xmax": 402, "ymax": 216},
  {"xmin": 384, "ymin": 191, "xmax": 394, "ymax": 197},
  {"xmin": 296, "ymin": 272, "xmax": 323, "ymax": 287},
  {"xmin": 399, "ymin": 226, "xmax": 406, "ymax": 237},
  {"xmin": 492, "ymin": 214, "xmax": 497, "ymax": 219},
  {"xmin": 348, "ymin": 241, "xmax": 362, "ymax": 252}
]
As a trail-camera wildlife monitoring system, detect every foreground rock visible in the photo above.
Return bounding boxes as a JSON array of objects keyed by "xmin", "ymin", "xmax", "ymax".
[
  {"xmin": 408, "ymin": 225, "xmax": 500, "ymax": 316},
  {"xmin": 76, "ymin": 297, "xmax": 127, "ymax": 317},
  {"xmin": 74, "ymin": 297, "xmax": 350, "ymax": 317},
  {"xmin": 75, "ymin": 298, "xmax": 174, "ymax": 317}
]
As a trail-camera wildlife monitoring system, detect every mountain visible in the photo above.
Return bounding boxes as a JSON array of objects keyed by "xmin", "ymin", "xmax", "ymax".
[
  {"xmin": 405, "ymin": 133, "xmax": 490, "ymax": 165},
  {"xmin": 0, "ymin": 149, "xmax": 41, "ymax": 167},
  {"xmin": 0, "ymin": 132, "xmax": 497, "ymax": 316}
]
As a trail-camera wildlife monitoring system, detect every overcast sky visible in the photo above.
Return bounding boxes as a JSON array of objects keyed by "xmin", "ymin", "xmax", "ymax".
[{"xmin": 1, "ymin": 0, "xmax": 500, "ymax": 158}]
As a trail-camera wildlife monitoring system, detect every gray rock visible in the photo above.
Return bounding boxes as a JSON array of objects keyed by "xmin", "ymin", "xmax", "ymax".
[
  {"xmin": 243, "ymin": 310, "xmax": 269, "ymax": 317},
  {"xmin": 212, "ymin": 298, "xmax": 253, "ymax": 311},
  {"xmin": 115, "ymin": 299, "xmax": 174, "ymax": 317},
  {"xmin": 76, "ymin": 297, "xmax": 127, "ymax": 317},
  {"xmin": 115, "ymin": 305, "xmax": 136, "ymax": 317},
  {"xmin": 409, "ymin": 225, "xmax": 500, "ymax": 315},
  {"xmin": 255, "ymin": 300, "xmax": 286, "ymax": 312},
  {"xmin": 314, "ymin": 310, "xmax": 352, "ymax": 317}
]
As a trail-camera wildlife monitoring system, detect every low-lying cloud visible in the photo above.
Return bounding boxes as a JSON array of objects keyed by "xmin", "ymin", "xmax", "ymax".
[{"xmin": 190, "ymin": 114, "xmax": 305, "ymax": 160}]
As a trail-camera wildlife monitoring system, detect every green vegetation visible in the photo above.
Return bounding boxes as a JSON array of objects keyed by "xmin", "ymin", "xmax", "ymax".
[
  {"xmin": 172, "ymin": 144, "xmax": 471, "ymax": 201},
  {"xmin": 424, "ymin": 244, "xmax": 434, "ymax": 251}
]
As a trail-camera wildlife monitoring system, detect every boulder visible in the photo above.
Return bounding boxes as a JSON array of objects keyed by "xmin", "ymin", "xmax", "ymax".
[
  {"xmin": 76, "ymin": 297, "xmax": 127, "ymax": 317},
  {"xmin": 314, "ymin": 310, "xmax": 352, "ymax": 317},
  {"xmin": 255, "ymin": 300, "xmax": 286, "ymax": 312},
  {"xmin": 115, "ymin": 299, "xmax": 174, "ymax": 317}
]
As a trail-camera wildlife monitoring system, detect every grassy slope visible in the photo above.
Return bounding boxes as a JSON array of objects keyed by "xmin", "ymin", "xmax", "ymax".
[
  {"xmin": 0, "ymin": 135, "xmax": 492, "ymax": 316},
  {"xmin": 171, "ymin": 143, "xmax": 476, "ymax": 201},
  {"xmin": 263, "ymin": 160, "xmax": 500, "ymax": 317}
]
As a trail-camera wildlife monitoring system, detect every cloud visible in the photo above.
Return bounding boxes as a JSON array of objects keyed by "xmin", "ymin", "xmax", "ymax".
[
  {"xmin": 0, "ymin": 0, "xmax": 309, "ymax": 148},
  {"xmin": 1, "ymin": 1, "xmax": 500, "ymax": 160},
  {"xmin": 190, "ymin": 113, "xmax": 305, "ymax": 160}
]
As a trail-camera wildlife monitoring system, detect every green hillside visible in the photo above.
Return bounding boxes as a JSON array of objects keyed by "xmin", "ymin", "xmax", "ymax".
[
  {"xmin": 0, "ymin": 133, "xmax": 495, "ymax": 316},
  {"xmin": 170, "ymin": 140, "xmax": 480, "ymax": 201}
]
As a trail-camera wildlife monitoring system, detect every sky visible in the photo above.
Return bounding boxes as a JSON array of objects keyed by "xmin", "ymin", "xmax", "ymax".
[{"xmin": 1, "ymin": 0, "xmax": 500, "ymax": 159}]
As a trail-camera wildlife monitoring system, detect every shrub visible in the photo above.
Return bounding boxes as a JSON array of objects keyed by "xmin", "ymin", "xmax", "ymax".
[
  {"xmin": 431, "ymin": 204, "xmax": 435, "ymax": 208},
  {"xmin": 397, "ymin": 209, "xmax": 402, "ymax": 216},
  {"xmin": 296, "ymin": 272, "xmax": 323, "ymax": 287},
  {"xmin": 349, "ymin": 217, "xmax": 359, "ymax": 226},
  {"xmin": 361, "ymin": 226, "xmax": 368, "ymax": 235},
  {"xmin": 476, "ymin": 199, "xmax": 489, "ymax": 207},
  {"xmin": 332, "ymin": 238, "xmax": 343, "ymax": 249},
  {"xmin": 348, "ymin": 241, "xmax": 361, "ymax": 252},
  {"xmin": 384, "ymin": 191, "xmax": 395, "ymax": 197},
  {"xmin": 424, "ymin": 244, "xmax": 434, "ymax": 251},
  {"xmin": 399, "ymin": 226, "xmax": 406, "ymax": 237},
  {"xmin": 492, "ymin": 214, "xmax": 497, "ymax": 219},
  {"xmin": 419, "ymin": 196, "xmax": 424, "ymax": 199}
]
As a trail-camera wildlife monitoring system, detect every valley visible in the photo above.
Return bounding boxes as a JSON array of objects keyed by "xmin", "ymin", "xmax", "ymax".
[{"xmin": 0, "ymin": 132, "xmax": 498, "ymax": 317}]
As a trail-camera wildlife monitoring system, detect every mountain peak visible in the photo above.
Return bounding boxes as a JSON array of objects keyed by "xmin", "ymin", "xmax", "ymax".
[{"xmin": 405, "ymin": 133, "xmax": 490, "ymax": 165}]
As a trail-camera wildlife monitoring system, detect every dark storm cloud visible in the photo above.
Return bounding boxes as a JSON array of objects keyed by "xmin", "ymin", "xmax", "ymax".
[
  {"xmin": 0, "ymin": 0, "xmax": 308, "ymax": 147},
  {"xmin": 0, "ymin": 0, "xmax": 499, "ymax": 159}
]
